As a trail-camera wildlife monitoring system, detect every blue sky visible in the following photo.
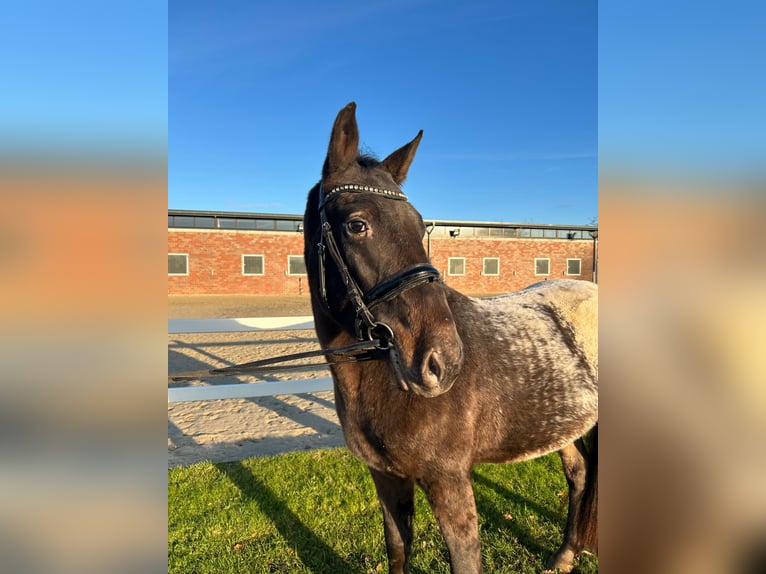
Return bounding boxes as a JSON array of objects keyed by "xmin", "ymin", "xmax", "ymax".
[
  {"xmin": 2, "ymin": 2, "xmax": 761, "ymax": 214},
  {"xmin": 169, "ymin": 0, "xmax": 598, "ymax": 225},
  {"xmin": 599, "ymin": 1, "xmax": 764, "ymax": 179},
  {"xmin": 1, "ymin": 1, "xmax": 167, "ymax": 154}
]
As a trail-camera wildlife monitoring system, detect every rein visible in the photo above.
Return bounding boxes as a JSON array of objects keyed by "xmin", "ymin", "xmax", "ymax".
[
  {"xmin": 317, "ymin": 182, "xmax": 441, "ymax": 341},
  {"xmin": 168, "ymin": 338, "xmax": 387, "ymax": 382}
]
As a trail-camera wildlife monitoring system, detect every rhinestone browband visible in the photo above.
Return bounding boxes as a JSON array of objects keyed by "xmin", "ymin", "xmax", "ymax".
[{"xmin": 326, "ymin": 184, "xmax": 408, "ymax": 202}]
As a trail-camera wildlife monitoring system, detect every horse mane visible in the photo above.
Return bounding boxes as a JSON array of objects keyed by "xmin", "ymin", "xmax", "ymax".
[
  {"xmin": 322, "ymin": 153, "xmax": 380, "ymax": 178},
  {"xmin": 355, "ymin": 153, "xmax": 380, "ymax": 168}
]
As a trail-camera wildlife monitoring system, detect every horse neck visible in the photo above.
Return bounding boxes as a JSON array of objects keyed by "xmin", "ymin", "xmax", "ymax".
[{"xmin": 309, "ymin": 293, "xmax": 349, "ymax": 346}]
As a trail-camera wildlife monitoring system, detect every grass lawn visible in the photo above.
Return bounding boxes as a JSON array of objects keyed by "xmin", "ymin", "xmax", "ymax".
[{"xmin": 168, "ymin": 448, "xmax": 598, "ymax": 573}]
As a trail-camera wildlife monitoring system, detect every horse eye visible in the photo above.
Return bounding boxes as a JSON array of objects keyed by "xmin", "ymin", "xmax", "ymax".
[{"xmin": 346, "ymin": 220, "xmax": 368, "ymax": 234}]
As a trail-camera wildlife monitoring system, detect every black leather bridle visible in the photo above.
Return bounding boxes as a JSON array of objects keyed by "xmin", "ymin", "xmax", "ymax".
[
  {"xmin": 317, "ymin": 182, "xmax": 441, "ymax": 344},
  {"xmin": 168, "ymin": 183, "xmax": 442, "ymax": 383}
]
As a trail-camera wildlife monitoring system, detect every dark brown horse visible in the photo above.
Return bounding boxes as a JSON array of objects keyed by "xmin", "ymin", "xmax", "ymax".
[{"xmin": 303, "ymin": 102, "xmax": 598, "ymax": 573}]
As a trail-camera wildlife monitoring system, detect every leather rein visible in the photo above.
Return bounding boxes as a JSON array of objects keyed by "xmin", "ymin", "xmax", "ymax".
[
  {"xmin": 168, "ymin": 338, "xmax": 385, "ymax": 382},
  {"xmin": 168, "ymin": 182, "xmax": 440, "ymax": 383}
]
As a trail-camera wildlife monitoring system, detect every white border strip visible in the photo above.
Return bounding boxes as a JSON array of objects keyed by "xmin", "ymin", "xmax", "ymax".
[
  {"xmin": 169, "ymin": 316, "xmax": 315, "ymax": 334},
  {"xmin": 168, "ymin": 378, "xmax": 334, "ymax": 402}
]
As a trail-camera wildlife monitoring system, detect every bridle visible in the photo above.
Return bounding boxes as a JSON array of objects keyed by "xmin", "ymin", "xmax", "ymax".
[
  {"xmin": 168, "ymin": 181, "xmax": 442, "ymax": 384},
  {"xmin": 317, "ymin": 182, "xmax": 441, "ymax": 345}
]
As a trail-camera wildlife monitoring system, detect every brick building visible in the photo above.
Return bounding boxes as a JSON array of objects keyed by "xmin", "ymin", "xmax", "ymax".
[{"xmin": 168, "ymin": 209, "xmax": 598, "ymax": 296}]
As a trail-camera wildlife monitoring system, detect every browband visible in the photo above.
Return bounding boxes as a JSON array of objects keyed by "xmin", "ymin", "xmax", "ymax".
[{"xmin": 318, "ymin": 183, "xmax": 408, "ymax": 211}]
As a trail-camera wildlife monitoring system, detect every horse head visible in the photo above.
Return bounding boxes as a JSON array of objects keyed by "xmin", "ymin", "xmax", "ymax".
[{"xmin": 304, "ymin": 102, "xmax": 464, "ymax": 398}]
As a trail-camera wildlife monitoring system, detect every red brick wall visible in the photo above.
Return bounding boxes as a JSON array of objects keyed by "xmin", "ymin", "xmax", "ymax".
[
  {"xmin": 168, "ymin": 229, "xmax": 595, "ymax": 296},
  {"xmin": 428, "ymin": 236, "xmax": 595, "ymax": 294},
  {"xmin": 168, "ymin": 230, "xmax": 308, "ymax": 296}
]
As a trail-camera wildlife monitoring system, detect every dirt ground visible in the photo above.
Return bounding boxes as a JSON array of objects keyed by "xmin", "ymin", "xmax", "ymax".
[
  {"xmin": 169, "ymin": 294, "xmax": 313, "ymax": 319},
  {"xmin": 168, "ymin": 295, "xmax": 340, "ymax": 468}
]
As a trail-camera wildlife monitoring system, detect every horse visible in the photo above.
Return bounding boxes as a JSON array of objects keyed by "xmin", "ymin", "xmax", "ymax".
[{"xmin": 302, "ymin": 102, "xmax": 598, "ymax": 573}]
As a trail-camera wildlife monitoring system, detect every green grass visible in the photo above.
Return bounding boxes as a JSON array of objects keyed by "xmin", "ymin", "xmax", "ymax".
[{"xmin": 169, "ymin": 448, "xmax": 598, "ymax": 573}]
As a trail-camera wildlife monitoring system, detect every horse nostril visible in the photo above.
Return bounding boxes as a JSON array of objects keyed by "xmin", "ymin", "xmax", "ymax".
[{"xmin": 425, "ymin": 350, "xmax": 445, "ymax": 383}]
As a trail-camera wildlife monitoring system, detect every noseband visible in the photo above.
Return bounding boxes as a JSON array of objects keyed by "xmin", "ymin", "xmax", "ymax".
[{"xmin": 317, "ymin": 183, "xmax": 441, "ymax": 343}]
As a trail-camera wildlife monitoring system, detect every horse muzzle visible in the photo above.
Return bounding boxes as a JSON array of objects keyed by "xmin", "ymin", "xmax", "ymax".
[{"xmin": 389, "ymin": 336, "xmax": 464, "ymax": 398}]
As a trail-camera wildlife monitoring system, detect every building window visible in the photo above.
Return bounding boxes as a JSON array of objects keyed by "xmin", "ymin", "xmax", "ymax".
[
  {"xmin": 168, "ymin": 253, "xmax": 188, "ymax": 276},
  {"xmin": 287, "ymin": 255, "xmax": 307, "ymax": 275},
  {"xmin": 560, "ymin": 229, "xmax": 583, "ymax": 239},
  {"xmin": 482, "ymin": 258, "xmax": 500, "ymax": 276},
  {"xmin": 534, "ymin": 258, "xmax": 550, "ymax": 276},
  {"xmin": 171, "ymin": 216, "xmax": 194, "ymax": 228},
  {"xmin": 566, "ymin": 259, "xmax": 582, "ymax": 276},
  {"xmin": 242, "ymin": 254, "xmax": 265, "ymax": 276},
  {"xmin": 194, "ymin": 216, "xmax": 215, "ymax": 228},
  {"xmin": 448, "ymin": 257, "xmax": 466, "ymax": 276},
  {"xmin": 276, "ymin": 220, "xmax": 299, "ymax": 231},
  {"xmin": 236, "ymin": 218, "xmax": 256, "ymax": 229}
]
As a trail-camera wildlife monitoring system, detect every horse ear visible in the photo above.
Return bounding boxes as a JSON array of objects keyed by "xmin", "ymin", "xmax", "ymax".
[
  {"xmin": 381, "ymin": 130, "xmax": 423, "ymax": 184},
  {"xmin": 324, "ymin": 102, "xmax": 359, "ymax": 176}
]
